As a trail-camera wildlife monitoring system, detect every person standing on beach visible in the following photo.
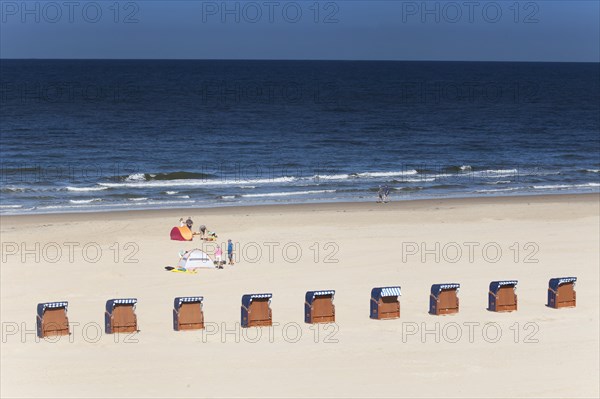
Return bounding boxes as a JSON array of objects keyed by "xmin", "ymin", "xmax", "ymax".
[
  {"xmin": 383, "ymin": 185, "xmax": 390, "ymax": 203},
  {"xmin": 227, "ymin": 239, "xmax": 234, "ymax": 265},
  {"xmin": 377, "ymin": 185, "xmax": 384, "ymax": 203}
]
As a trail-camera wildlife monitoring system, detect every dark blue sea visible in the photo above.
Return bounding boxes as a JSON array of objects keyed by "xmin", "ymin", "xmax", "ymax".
[{"xmin": 1, "ymin": 60, "xmax": 599, "ymax": 214}]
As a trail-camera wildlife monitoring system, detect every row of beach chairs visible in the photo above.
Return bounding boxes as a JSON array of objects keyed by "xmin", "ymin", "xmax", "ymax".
[{"xmin": 36, "ymin": 277, "xmax": 577, "ymax": 338}]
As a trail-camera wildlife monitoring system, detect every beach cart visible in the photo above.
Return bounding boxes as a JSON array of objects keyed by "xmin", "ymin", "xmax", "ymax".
[
  {"xmin": 547, "ymin": 277, "xmax": 577, "ymax": 308},
  {"xmin": 105, "ymin": 298, "xmax": 138, "ymax": 334},
  {"xmin": 305, "ymin": 290, "xmax": 335, "ymax": 324},
  {"xmin": 370, "ymin": 286, "xmax": 401, "ymax": 320},
  {"xmin": 241, "ymin": 293, "xmax": 272, "ymax": 327},
  {"xmin": 173, "ymin": 296, "xmax": 205, "ymax": 331},
  {"xmin": 36, "ymin": 301, "xmax": 69, "ymax": 338},
  {"xmin": 488, "ymin": 280, "xmax": 518, "ymax": 312},
  {"xmin": 429, "ymin": 283, "xmax": 460, "ymax": 315}
]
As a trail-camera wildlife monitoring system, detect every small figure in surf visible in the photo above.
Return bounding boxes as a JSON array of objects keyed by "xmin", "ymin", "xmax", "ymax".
[{"xmin": 377, "ymin": 185, "xmax": 391, "ymax": 203}]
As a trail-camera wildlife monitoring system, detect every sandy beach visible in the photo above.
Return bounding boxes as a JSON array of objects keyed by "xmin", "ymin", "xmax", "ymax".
[{"xmin": 1, "ymin": 194, "xmax": 598, "ymax": 398}]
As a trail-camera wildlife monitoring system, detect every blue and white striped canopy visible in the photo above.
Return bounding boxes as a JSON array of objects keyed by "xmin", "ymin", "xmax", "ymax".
[
  {"xmin": 496, "ymin": 280, "xmax": 518, "ymax": 286},
  {"xmin": 40, "ymin": 302, "xmax": 68, "ymax": 311},
  {"xmin": 112, "ymin": 298, "xmax": 137, "ymax": 305},
  {"xmin": 249, "ymin": 293, "xmax": 272, "ymax": 299},
  {"xmin": 489, "ymin": 280, "xmax": 518, "ymax": 294},
  {"xmin": 37, "ymin": 301, "xmax": 68, "ymax": 317},
  {"xmin": 437, "ymin": 283, "xmax": 460, "ymax": 291},
  {"xmin": 311, "ymin": 290, "xmax": 335, "ymax": 298},
  {"xmin": 549, "ymin": 277, "xmax": 577, "ymax": 291},
  {"xmin": 177, "ymin": 296, "xmax": 204, "ymax": 305},
  {"xmin": 558, "ymin": 277, "xmax": 577, "ymax": 285},
  {"xmin": 105, "ymin": 298, "xmax": 137, "ymax": 313},
  {"xmin": 380, "ymin": 287, "xmax": 401, "ymax": 297},
  {"xmin": 431, "ymin": 283, "xmax": 460, "ymax": 297},
  {"xmin": 242, "ymin": 293, "xmax": 273, "ymax": 307}
]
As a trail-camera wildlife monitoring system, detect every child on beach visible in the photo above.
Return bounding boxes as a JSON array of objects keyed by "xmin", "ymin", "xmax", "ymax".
[
  {"xmin": 227, "ymin": 239, "xmax": 234, "ymax": 265},
  {"xmin": 185, "ymin": 217, "xmax": 194, "ymax": 231},
  {"xmin": 215, "ymin": 245, "xmax": 223, "ymax": 269},
  {"xmin": 179, "ymin": 218, "xmax": 185, "ymax": 227}
]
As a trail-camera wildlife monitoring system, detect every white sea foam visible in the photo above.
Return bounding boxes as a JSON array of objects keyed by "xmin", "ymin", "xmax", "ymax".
[
  {"xmin": 0, "ymin": 204, "xmax": 23, "ymax": 209},
  {"xmin": 242, "ymin": 190, "xmax": 336, "ymax": 198},
  {"xmin": 129, "ymin": 199, "xmax": 197, "ymax": 205},
  {"xmin": 220, "ymin": 195, "xmax": 236, "ymax": 199},
  {"xmin": 125, "ymin": 173, "xmax": 146, "ymax": 181},
  {"xmin": 69, "ymin": 198, "xmax": 102, "ymax": 204},
  {"xmin": 313, "ymin": 170, "xmax": 419, "ymax": 181},
  {"xmin": 66, "ymin": 186, "xmax": 108, "ymax": 192},
  {"xmin": 42, "ymin": 199, "xmax": 197, "ymax": 210},
  {"xmin": 532, "ymin": 183, "xmax": 600, "ymax": 190},
  {"xmin": 585, "ymin": 169, "xmax": 600, "ymax": 173},
  {"xmin": 470, "ymin": 169, "xmax": 520, "ymax": 178},
  {"xmin": 427, "ymin": 174, "xmax": 453, "ymax": 178},
  {"xmin": 485, "ymin": 180, "xmax": 512, "ymax": 185},
  {"xmin": 128, "ymin": 197, "xmax": 148, "ymax": 201},
  {"xmin": 472, "ymin": 169, "xmax": 518, "ymax": 175},
  {"xmin": 99, "ymin": 176, "xmax": 297, "ymax": 188},
  {"xmin": 460, "ymin": 165, "xmax": 472, "ymax": 171},
  {"xmin": 475, "ymin": 188, "xmax": 520, "ymax": 193},
  {"xmin": 356, "ymin": 170, "xmax": 418, "ymax": 178},
  {"xmin": 312, "ymin": 174, "xmax": 351, "ymax": 180},
  {"xmin": 165, "ymin": 191, "xmax": 179, "ymax": 195}
]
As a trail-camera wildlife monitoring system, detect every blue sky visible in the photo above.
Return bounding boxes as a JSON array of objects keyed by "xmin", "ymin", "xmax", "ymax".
[{"xmin": 1, "ymin": 1, "xmax": 598, "ymax": 61}]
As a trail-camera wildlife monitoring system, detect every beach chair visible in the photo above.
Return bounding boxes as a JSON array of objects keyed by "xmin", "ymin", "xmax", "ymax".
[
  {"xmin": 241, "ymin": 294, "xmax": 272, "ymax": 327},
  {"xmin": 370, "ymin": 286, "xmax": 401, "ymax": 320},
  {"xmin": 547, "ymin": 277, "xmax": 577, "ymax": 308},
  {"xmin": 105, "ymin": 298, "xmax": 138, "ymax": 334},
  {"xmin": 488, "ymin": 280, "xmax": 518, "ymax": 312},
  {"xmin": 429, "ymin": 283, "xmax": 460, "ymax": 315},
  {"xmin": 36, "ymin": 301, "xmax": 69, "ymax": 338},
  {"xmin": 305, "ymin": 290, "xmax": 335, "ymax": 324},
  {"xmin": 173, "ymin": 296, "xmax": 205, "ymax": 331}
]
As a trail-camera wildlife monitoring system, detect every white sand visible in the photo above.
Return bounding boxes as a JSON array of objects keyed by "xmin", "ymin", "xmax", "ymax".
[{"xmin": 1, "ymin": 194, "xmax": 598, "ymax": 398}]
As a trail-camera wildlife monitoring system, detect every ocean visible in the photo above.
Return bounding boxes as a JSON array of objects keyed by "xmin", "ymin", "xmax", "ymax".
[{"xmin": 1, "ymin": 60, "xmax": 599, "ymax": 214}]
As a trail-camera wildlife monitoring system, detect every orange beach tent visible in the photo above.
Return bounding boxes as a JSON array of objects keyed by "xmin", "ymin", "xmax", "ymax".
[{"xmin": 170, "ymin": 226, "xmax": 193, "ymax": 241}]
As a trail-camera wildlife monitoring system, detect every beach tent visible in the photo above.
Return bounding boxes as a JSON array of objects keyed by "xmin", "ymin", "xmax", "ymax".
[
  {"xmin": 429, "ymin": 283, "xmax": 460, "ymax": 315},
  {"xmin": 105, "ymin": 298, "xmax": 138, "ymax": 334},
  {"xmin": 36, "ymin": 301, "xmax": 69, "ymax": 338},
  {"xmin": 241, "ymin": 293, "xmax": 272, "ymax": 327},
  {"xmin": 305, "ymin": 290, "xmax": 335, "ymax": 324},
  {"xmin": 488, "ymin": 280, "xmax": 518, "ymax": 312},
  {"xmin": 548, "ymin": 277, "xmax": 577, "ymax": 309},
  {"xmin": 170, "ymin": 226, "xmax": 193, "ymax": 241},
  {"xmin": 173, "ymin": 296, "xmax": 204, "ymax": 331},
  {"xmin": 370, "ymin": 286, "xmax": 401, "ymax": 320},
  {"xmin": 177, "ymin": 249, "xmax": 214, "ymax": 269}
]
